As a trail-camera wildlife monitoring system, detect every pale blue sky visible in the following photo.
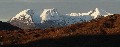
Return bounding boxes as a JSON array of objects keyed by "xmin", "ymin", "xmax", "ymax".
[{"xmin": 0, "ymin": 0, "xmax": 120, "ymax": 22}]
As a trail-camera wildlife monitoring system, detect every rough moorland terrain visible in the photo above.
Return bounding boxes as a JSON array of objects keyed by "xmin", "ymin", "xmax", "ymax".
[{"xmin": 1, "ymin": 14, "xmax": 120, "ymax": 47}]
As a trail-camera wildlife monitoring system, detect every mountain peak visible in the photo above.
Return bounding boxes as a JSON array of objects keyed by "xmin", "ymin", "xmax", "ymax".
[
  {"xmin": 10, "ymin": 9, "xmax": 34, "ymax": 22},
  {"xmin": 9, "ymin": 9, "xmax": 41, "ymax": 29},
  {"xmin": 89, "ymin": 8, "xmax": 113, "ymax": 18},
  {"xmin": 89, "ymin": 8, "xmax": 100, "ymax": 18},
  {"xmin": 95, "ymin": 8, "xmax": 99, "ymax": 11},
  {"xmin": 40, "ymin": 8, "xmax": 62, "ymax": 23}
]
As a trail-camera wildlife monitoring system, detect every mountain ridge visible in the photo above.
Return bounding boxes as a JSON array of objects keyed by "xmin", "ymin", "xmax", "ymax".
[{"xmin": 9, "ymin": 8, "xmax": 113, "ymax": 29}]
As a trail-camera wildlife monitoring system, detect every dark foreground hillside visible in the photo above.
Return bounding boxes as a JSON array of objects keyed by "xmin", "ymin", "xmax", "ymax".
[
  {"xmin": 5, "ymin": 35, "xmax": 120, "ymax": 47},
  {"xmin": 0, "ymin": 21, "xmax": 21, "ymax": 30},
  {"xmin": 1, "ymin": 14, "xmax": 120, "ymax": 47}
]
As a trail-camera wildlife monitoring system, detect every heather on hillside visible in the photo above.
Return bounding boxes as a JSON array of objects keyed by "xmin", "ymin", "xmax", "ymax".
[{"xmin": 0, "ymin": 14, "xmax": 120, "ymax": 47}]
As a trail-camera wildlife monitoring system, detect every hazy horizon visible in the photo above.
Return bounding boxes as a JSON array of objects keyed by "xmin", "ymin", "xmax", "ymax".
[{"xmin": 0, "ymin": 0, "xmax": 120, "ymax": 22}]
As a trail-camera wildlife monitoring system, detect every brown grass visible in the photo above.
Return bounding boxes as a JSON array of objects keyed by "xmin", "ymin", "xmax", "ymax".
[{"xmin": 0, "ymin": 14, "xmax": 120, "ymax": 47}]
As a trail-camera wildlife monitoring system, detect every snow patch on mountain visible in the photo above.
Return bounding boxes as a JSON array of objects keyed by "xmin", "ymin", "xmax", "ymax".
[{"xmin": 66, "ymin": 8, "xmax": 113, "ymax": 18}]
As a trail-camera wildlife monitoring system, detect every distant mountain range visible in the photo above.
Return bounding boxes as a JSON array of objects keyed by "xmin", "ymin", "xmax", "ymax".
[{"xmin": 8, "ymin": 8, "xmax": 113, "ymax": 29}]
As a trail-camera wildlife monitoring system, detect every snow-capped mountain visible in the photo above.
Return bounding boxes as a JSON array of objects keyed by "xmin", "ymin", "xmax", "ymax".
[
  {"xmin": 40, "ymin": 8, "xmax": 64, "ymax": 23},
  {"xmin": 8, "ymin": 8, "xmax": 113, "ymax": 29},
  {"xmin": 9, "ymin": 9, "xmax": 41, "ymax": 29},
  {"xmin": 40, "ymin": 8, "xmax": 66, "ymax": 29},
  {"xmin": 89, "ymin": 8, "xmax": 113, "ymax": 18},
  {"xmin": 64, "ymin": 8, "xmax": 113, "ymax": 25},
  {"xmin": 66, "ymin": 8, "xmax": 113, "ymax": 18}
]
